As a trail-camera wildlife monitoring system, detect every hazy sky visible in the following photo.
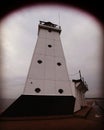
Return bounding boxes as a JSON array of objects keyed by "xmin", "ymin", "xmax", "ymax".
[{"xmin": 0, "ymin": 5, "xmax": 103, "ymax": 99}]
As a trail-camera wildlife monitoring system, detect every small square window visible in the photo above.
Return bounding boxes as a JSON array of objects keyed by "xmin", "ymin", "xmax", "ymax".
[
  {"xmin": 58, "ymin": 89, "xmax": 64, "ymax": 94},
  {"xmin": 57, "ymin": 62, "xmax": 62, "ymax": 66},
  {"xmin": 37, "ymin": 60, "xmax": 43, "ymax": 64},
  {"xmin": 35, "ymin": 88, "xmax": 41, "ymax": 93},
  {"xmin": 48, "ymin": 45, "xmax": 52, "ymax": 48}
]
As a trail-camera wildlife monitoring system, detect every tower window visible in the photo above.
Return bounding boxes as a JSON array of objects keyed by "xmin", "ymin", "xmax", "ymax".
[
  {"xmin": 30, "ymin": 81, "xmax": 33, "ymax": 84},
  {"xmin": 35, "ymin": 88, "xmax": 41, "ymax": 93},
  {"xmin": 57, "ymin": 62, "xmax": 62, "ymax": 66},
  {"xmin": 37, "ymin": 60, "xmax": 43, "ymax": 64},
  {"xmin": 58, "ymin": 89, "xmax": 64, "ymax": 94},
  {"xmin": 48, "ymin": 45, "xmax": 52, "ymax": 48}
]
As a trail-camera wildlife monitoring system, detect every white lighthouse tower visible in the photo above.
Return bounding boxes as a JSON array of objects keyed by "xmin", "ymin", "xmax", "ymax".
[
  {"xmin": 23, "ymin": 21, "xmax": 73, "ymax": 97},
  {"xmin": 1, "ymin": 21, "xmax": 88, "ymax": 117}
]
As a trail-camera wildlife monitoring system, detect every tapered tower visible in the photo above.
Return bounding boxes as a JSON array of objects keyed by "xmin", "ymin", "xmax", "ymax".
[
  {"xmin": 1, "ymin": 21, "xmax": 76, "ymax": 117},
  {"xmin": 24, "ymin": 21, "xmax": 73, "ymax": 96}
]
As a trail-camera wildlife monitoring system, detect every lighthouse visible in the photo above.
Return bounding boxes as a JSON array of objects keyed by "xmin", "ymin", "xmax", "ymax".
[
  {"xmin": 1, "ymin": 21, "xmax": 88, "ymax": 117},
  {"xmin": 24, "ymin": 21, "xmax": 73, "ymax": 97}
]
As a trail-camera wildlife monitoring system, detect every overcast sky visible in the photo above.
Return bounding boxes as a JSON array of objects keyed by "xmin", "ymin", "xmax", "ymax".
[{"xmin": 0, "ymin": 5, "xmax": 103, "ymax": 99}]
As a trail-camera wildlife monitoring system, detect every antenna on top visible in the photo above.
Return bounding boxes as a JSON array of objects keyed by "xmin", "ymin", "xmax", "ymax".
[
  {"xmin": 79, "ymin": 70, "xmax": 82, "ymax": 79},
  {"xmin": 58, "ymin": 12, "xmax": 60, "ymax": 26}
]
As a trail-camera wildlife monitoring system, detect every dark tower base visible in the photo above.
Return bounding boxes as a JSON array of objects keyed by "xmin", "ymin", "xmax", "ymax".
[{"xmin": 1, "ymin": 95, "xmax": 75, "ymax": 117}]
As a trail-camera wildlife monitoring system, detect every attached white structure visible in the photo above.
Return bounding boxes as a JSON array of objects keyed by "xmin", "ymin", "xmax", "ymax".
[{"xmin": 72, "ymin": 78, "xmax": 88, "ymax": 112}]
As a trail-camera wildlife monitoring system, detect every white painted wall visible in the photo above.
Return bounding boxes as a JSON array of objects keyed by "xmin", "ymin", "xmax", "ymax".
[
  {"xmin": 71, "ymin": 81, "xmax": 87, "ymax": 112},
  {"xmin": 23, "ymin": 24, "xmax": 73, "ymax": 96}
]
